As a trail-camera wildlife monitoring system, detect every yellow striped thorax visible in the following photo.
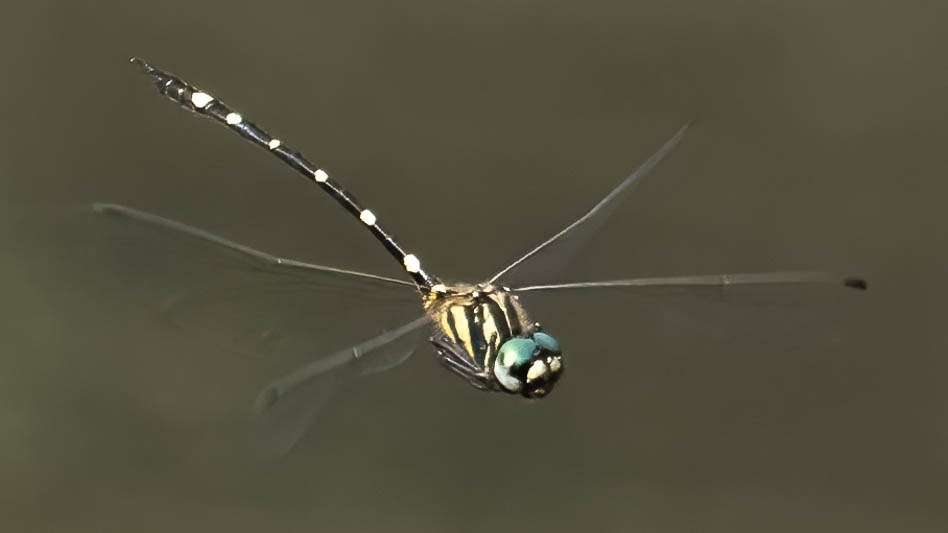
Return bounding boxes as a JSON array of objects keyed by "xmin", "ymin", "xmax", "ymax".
[{"xmin": 424, "ymin": 282, "xmax": 564, "ymax": 397}]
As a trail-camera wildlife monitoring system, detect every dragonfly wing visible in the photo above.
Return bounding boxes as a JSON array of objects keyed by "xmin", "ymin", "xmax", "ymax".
[
  {"xmin": 248, "ymin": 372, "xmax": 339, "ymax": 459},
  {"xmin": 89, "ymin": 203, "xmax": 421, "ymax": 360},
  {"xmin": 512, "ymin": 271, "xmax": 868, "ymax": 293},
  {"xmin": 489, "ymin": 124, "xmax": 689, "ymax": 287},
  {"xmin": 87, "ymin": 204, "xmax": 430, "ymax": 456},
  {"xmin": 94, "ymin": 203, "xmax": 417, "ymax": 288},
  {"xmin": 249, "ymin": 315, "xmax": 430, "ymax": 457}
]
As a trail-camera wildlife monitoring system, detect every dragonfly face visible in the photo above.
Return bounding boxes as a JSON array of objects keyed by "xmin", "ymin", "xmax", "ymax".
[{"xmin": 494, "ymin": 332, "xmax": 564, "ymax": 398}]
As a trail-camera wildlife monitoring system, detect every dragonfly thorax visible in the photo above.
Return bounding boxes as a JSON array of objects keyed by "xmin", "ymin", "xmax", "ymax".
[{"xmin": 424, "ymin": 282, "xmax": 564, "ymax": 397}]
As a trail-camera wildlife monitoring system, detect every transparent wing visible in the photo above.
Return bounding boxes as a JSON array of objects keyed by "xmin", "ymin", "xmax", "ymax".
[
  {"xmin": 489, "ymin": 124, "xmax": 689, "ymax": 287},
  {"xmin": 249, "ymin": 315, "xmax": 431, "ymax": 457},
  {"xmin": 87, "ymin": 203, "xmax": 431, "ymax": 455},
  {"xmin": 89, "ymin": 203, "xmax": 421, "ymax": 360},
  {"xmin": 94, "ymin": 203, "xmax": 417, "ymax": 288},
  {"xmin": 512, "ymin": 271, "xmax": 868, "ymax": 293}
]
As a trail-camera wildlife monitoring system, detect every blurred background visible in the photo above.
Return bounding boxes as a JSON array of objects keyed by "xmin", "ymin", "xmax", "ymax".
[{"xmin": 2, "ymin": 1, "xmax": 946, "ymax": 531}]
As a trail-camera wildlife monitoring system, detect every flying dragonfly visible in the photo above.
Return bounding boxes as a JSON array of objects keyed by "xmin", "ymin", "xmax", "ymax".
[{"xmin": 98, "ymin": 58, "xmax": 866, "ymax": 453}]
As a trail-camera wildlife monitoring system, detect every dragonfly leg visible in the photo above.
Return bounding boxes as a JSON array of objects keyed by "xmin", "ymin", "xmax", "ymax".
[{"xmin": 430, "ymin": 336, "xmax": 494, "ymax": 391}]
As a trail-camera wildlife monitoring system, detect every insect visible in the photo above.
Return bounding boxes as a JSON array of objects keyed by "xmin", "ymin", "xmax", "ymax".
[{"xmin": 98, "ymin": 58, "xmax": 866, "ymax": 451}]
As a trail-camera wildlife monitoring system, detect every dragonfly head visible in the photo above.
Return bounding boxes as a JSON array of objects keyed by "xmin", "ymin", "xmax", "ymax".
[{"xmin": 493, "ymin": 332, "xmax": 563, "ymax": 398}]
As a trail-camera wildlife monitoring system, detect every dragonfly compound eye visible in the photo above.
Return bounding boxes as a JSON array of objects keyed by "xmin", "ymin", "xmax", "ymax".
[
  {"xmin": 494, "ymin": 338, "xmax": 535, "ymax": 393},
  {"xmin": 494, "ymin": 335, "xmax": 564, "ymax": 397}
]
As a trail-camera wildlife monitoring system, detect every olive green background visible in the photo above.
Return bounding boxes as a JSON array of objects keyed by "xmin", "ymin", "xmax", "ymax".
[{"xmin": 2, "ymin": 1, "xmax": 946, "ymax": 531}]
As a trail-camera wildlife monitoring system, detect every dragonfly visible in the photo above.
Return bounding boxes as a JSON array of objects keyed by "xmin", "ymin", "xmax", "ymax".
[{"xmin": 97, "ymin": 58, "xmax": 867, "ymax": 453}]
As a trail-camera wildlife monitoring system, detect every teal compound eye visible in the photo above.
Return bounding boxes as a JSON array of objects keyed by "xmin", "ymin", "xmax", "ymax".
[
  {"xmin": 493, "ymin": 334, "xmax": 565, "ymax": 398},
  {"xmin": 531, "ymin": 331, "xmax": 560, "ymax": 354},
  {"xmin": 493, "ymin": 338, "xmax": 536, "ymax": 393}
]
